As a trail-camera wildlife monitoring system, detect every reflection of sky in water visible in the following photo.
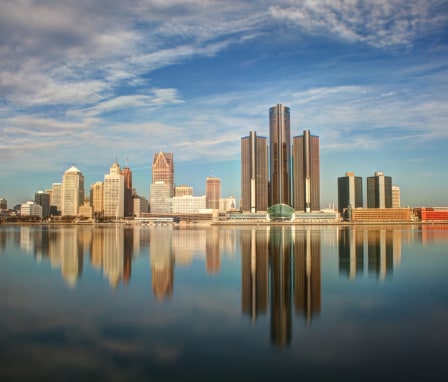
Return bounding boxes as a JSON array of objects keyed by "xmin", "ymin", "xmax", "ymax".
[{"xmin": 1, "ymin": 225, "xmax": 448, "ymax": 381}]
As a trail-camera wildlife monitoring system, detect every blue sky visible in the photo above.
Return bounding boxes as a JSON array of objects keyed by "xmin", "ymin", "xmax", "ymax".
[{"xmin": 1, "ymin": 0, "xmax": 447, "ymax": 208}]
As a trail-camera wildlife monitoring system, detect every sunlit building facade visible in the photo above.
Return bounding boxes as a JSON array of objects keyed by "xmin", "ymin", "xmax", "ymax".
[
  {"xmin": 121, "ymin": 166, "xmax": 133, "ymax": 217},
  {"xmin": 103, "ymin": 162, "xmax": 124, "ymax": 219},
  {"xmin": 241, "ymin": 131, "xmax": 268, "ymax": 212},
  {"xmin": 206, "ymin": 177, "xmax": 221, "ymax": 209},
  {"xmin": 152, "ymin": 152, "xmax": 174, "ymax": 197},
  {"xmin": 61, "ymin": 166, "xmax": 84, "ymax": 217},
  {"xmin": 90, "ymin": 181, "xmax": 104, "ymax": 216},
  {"xmin": 292, "ymin": 130, "xmax": 320, "ymax": 212}
]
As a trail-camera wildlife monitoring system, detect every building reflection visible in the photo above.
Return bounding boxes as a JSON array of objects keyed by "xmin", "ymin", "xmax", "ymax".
[
  {"xmin": 240, "ymin": 226, "xmax": 321, "ymax": 348},
  {"xmin": 338, "ymin": 227, "xmax": 403, "ymax": 280},
  {"xmin": 149, "ymin": 228, "xmax": 174, "ymax": 301}
]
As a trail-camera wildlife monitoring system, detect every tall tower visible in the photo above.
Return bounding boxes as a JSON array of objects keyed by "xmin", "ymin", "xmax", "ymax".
[
  {"xmin": 367, "ymin": 172, "xmax": 392, "ymax": 208},
  {"xmin": 269, "ymin": 104, "xmax": 291, "ymax": 206},
  {"xmin": 392, "ymin": 185, "xmax": 400, "ymax": 208},
  {"xmin": 338, "ymin": 172, "xmax": 363, "ymax": 213},
  {"xmin": 103, "ymin": 161, "xmax": 125, "ymax": 219},
  {"xmin": 121, "ymin": 165, "xmax": 133, "ymax": 217},
  {"xmin": 241, "ymin": 131, "xmax": 268, "ymax": 212},
  {"xmin": 206, "ymin": 177, "xmax": 221, "ymax": 209},
  {"xmin": 152, "ymin": 152, "xmax": 174, "ymax": 197},
  {"xmin": 292, "ymin": 130, "xmax": 320, "ymax": 212},
  {"xmin": 61, "ymin": 165, "xmax": 84, "ymax": 217},
  {"xmin": 90, "ymin": 181, "xmax": 104, "ymax": 217}
]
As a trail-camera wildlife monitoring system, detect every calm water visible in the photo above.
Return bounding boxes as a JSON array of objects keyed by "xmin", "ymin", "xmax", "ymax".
[{"xmin": 1, "ymin": 224, "xmax": 447, "ymax": 381}]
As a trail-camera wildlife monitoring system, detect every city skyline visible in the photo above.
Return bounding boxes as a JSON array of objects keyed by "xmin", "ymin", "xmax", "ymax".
[{"xmin": 1, "ymin": 1, "xmax": 447, "ymax": 207}]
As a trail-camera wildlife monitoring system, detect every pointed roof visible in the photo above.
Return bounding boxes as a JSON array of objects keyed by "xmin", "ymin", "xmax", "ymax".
[{"xmin": 65, "ymin": 165, "xmax": 82, "ymax": 174}]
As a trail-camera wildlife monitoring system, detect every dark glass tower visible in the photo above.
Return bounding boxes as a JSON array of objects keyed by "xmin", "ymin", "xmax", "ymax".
[
  {"xmin": 338, "ymin": 172, "xmax": 363, "ymax": 213},
  {"xmin": 292, "ymin": 130, "xmax": 320, "ymax": 212},
  {"xmin": 269, "ymin": 104, "xmax": 291, "ymax": 207},
  {"xmin": 367, "ymin": 172, "xmax": 392, "ymax": 208},
  {"xmin": 241, "ymin": 131, "xmax": 268, "ymax": 212}
]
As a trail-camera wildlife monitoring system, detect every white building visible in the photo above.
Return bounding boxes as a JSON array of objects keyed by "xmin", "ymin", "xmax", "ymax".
[
  {"xmin": 392, "ymin": 185, "xmax": 401, "ymax": 208},
  {"xmin": 150, "ymin": 181, "xmax": 171, "ymax": 213},
  {"xmin": 172, "ymin": 195, "xmax": 207, "ymax": 213},
  {"xmin": 103, "ymin": 162, "xmax": 124, "ymax": 219},
  {"xmin": 20, "ymin": 201, "xmax": 43, "ymax": 218},
  {"xmin": 62, "ymin": 166, "xmax": 84, "ymax": 217},
  {"xmin": 219, "ymin": 197, "xmax": 237, "ymax": 212}
]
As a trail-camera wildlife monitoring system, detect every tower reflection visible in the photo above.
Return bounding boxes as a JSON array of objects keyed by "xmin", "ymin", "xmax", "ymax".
[{"xmin": 241, "ymin": 226, "xmax": 321, "ymax": 348}]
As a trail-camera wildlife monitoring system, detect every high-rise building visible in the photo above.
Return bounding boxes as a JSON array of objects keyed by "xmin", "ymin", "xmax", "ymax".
[
  {"xmin": 392, "ymin": 185, "xmax": 401, "ymax": 208},
  {"xmin": 292, "ymin": 130, "xmax": 320, "ymax": 212},
  {"xmin": 121, "ymin": 166, "xmax": 133, "ymax": 217},
  {"xmin": 152, "ymin": 152, "xmax": 174, "ymax": 197},
  {"xmin": 206, "ymin": 177, "xmax": 221, "ymax": 209},
  {"xmin": 269, "ymin": 104, "xmax": 291, "ymax": 206},
  {"xmin": 150, "ymin": 181, "xmax": 171, "ymax": 213},
  {"xmin": 367, "ymin": 172, "xmax": 392, "ymax": 208},
  {"xmin": 175, "ymin": 185, "xmax": 193, "ymax": 197},
  {"xmin": 51, "ymin": 183, "xmax": 62, "ymax": 214},
  {"xmin": 90, "ymin": 181, "xmax": 104, "ymax": 217},
  {"xmin": 0, "ymin": 198, "xmax": 7, "ymax": 210},
  {"xmin": 133, "ymin": 195, "xmax": 148, "ymax": 217},
  {"xmin": 103, "ymin": 161, "xmax": 124, "ymax": 219},
  {"xmin": 61, "ymin": 166, "xmax": 84, "ymax": 217},
  {"xmin": 337, "ymin": 172, "xmax": 363, "ymax": 213},
  {"xmin": 35, "ymin": 191, "xmax": 50, "ymax": 219},
  {"xmin": 241, "ymin": 131, "xmax": 268, "ymax": 212}
]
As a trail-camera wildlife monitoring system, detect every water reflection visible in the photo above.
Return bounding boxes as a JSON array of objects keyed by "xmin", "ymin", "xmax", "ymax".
[
  {"xmin": 241, "ymin": 227, "xmax": 321, "ymax": 347},
  {"xmin": 338, "ymin": 227, "xmax": 403, "ymax": 280}
]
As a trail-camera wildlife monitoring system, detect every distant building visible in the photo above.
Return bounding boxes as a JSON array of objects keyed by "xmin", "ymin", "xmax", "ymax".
[
  {"xmin": 414, "ymin": 207, "xmax": 448, "ymax": 222},
  {"xmin": 0, "ymin": 198, "xmax": 7, "ymax": 210},
  {"xmin": 20, "ymin": 201, "xmax": 42, "ymax": 218},
  {"xmin": 103, "ymin": 161, "xmax": 124, "ymax": 219},
  {"xmin": 241, "ymin": 131, "xmax": 268, "ymax": 212},
  {"xmin": 133, "ymin": 195, "xmax": 148, "ymax": 217},
  {"xmin": 175, "ymin": 185, "xmax": 193, "ymax": 197},
  {"xmin": 78, "ymin": 200, "xmax": 93, "ymax": 218},
  {"xmin": 152, "ymin": 152, "xmax": 174, "ymax": 197},
  {"xmin": 150, "ymin": 181, "xmax": 171, "ymax": 213},
  {"xmin": 62, "ymin": 166, "xmax": 85, "ymax": 217},
  {"xmin": 392, "ymin": 186, "xmax": 400, "ymax": 208},
  {"xmin": 121, "ymin": 166, "xmax": 133, "ymax": 217},
  {"xmin": 51, "ymin": 183, "xmax": 62, "ymax": 214},
  {"xmin": 338, "ymin": 172, "xmax": 363, "ymax": 216},
  {"xmin": 35, "ymin": 191, "xmax": 51, "ymax": 219},
  {"xmin": 292, "ymin": 130, "xmax": 320, "ymax": 212},
  {"xmin": 206, "ymin": 177, "xmax": 221, "ymax": 209},
  {"xmin": 367, "ymin": 172, "xmax": 392, "ymax": 208},
  {"xmin": 351, "ymin": 208, "xmax": 411, "ymax": 222},
  {"xmin": 90, "ymin": 181, "xmax": 104, "ymax": 217},
  {"xmin": 219, "ymin": 197, "xmax": 237, "ymax": 212},
  {"xmin": 269, "ymin": 104, "xmax": 291, "ymax": 206},
  {"xmin": 172, "ymin": 195, "xmax": 206, "ymax": 213}
]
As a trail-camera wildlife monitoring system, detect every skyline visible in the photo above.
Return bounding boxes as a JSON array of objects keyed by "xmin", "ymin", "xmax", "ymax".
[{"xmin": 1, "ymin": 1, "xmax": 447, "ymax": 207}]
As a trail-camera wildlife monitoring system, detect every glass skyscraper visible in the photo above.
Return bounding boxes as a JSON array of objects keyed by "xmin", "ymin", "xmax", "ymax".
[
  {"xmin": 241, "ymin": 131, "xmax": 268, "ymax": 212},
  {"xmin": 292, "ymin": 130, "xmax": 320, "ymax": 212},
  {"xmin": 367, "ymin": 172, "xmax": 392, "ymax": 208},
  {"xmin": 269, "ymin": 104, "xmax": 291, "ymax": 206}
]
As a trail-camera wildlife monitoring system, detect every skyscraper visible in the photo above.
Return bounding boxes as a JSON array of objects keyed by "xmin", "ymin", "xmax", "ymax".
[
  {"xmin": 61, "ymin": 166, "xmax": 84, "ymax": 217},
  {"xmin": 292, "ymin": 130, "xmax": 320, "ymax": 212},
  {"xmin": 152, "ymin": 152, "xmax": 174, "ymax": 197},
  {"xmin": 392, "ymin": 185, "xmax": 401, "ymax": 208},
  {"xmin": 90, "ymin": 181, "xmax": 104, "ymax": 217},
  {"xmin": 35, "ymin": 191, "xmax": 50, "ymax": 219},
  {"xmin": 338, "ymin": 172, "xmax": 363, "ymax": 213},
  {"xmin": 51, "ymin": 183, "xmax": 62, "ymax": 214},
  {"xmin": 206, "ymin": 177, "xmax": 221, "ymax": 209},
  {"xmin": 121, "ymin": 165, "xmax": 133, "ymax": 217},
  {"xmin": 367, "ymin": 172, "xmax": 392, "ymax": 208},
  {"xmin": 241, "ymin": 131, "xmax": 268, "ymax": 212},
  {"xmin": 269, "ymin": 104, "xmax": 291, "ymax": 206},
  {"xmin": 103, "ymin": 161, "xmax": 124, "ymax": 219}
]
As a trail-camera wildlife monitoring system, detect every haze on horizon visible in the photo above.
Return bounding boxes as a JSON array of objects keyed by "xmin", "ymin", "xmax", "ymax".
[{"xmin": 1, "ymin": 0, "xmax": 447, "ymax": 208}]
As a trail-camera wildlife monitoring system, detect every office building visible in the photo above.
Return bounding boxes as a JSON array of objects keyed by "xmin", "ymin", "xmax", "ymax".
[
  {"xmin": 103, "ymin": 161, "xmax": 124, "ymax": 219},
  {"xmin": 175, "ymin": 185, "xmax": 193, "ymax": 197},
  {"xmin": 20, "ymin": 201, "xmax": 42, "ymax": 217},
  {"xmin": 0, "ymin": 198, "xmax": 6, "ymax": 210},
  {"xmin": 392, "ymin": 186, "xmax": 400, "ymax": 208},
  {"xmin": 206, "ymin": 177, "xmax": 221, "ymax": 209},
  {"xmin": 61, "ymin": 166, "xmax": 84, "ymax": 217},
  {"xmin": 172, "ymin": 195, "xmax": 206, "ymax": 213},
  {"xmin": 241, "ymin": 131, "xmax": 268, "ymax": 212},
  {"xmin": 121, "ymin": 166, "xmax": 133, "ymax": 217},
  {"xmin": 90, "ymin": 181, "xmax": 104, "ymax": 217},
  {"xmin": 367, "ymin": 172, "xmax": 392, "ymax": 208},
  {"xmin": 133, "ymin": 195, "xmax": 148, "ymax": 217},
  {"xmin": 338, "ymin": 172, "xmax": 363, "ymax": 214},
  {"xmin": 269, "ymin": 104, "xmax": 291, "ymax": 206},
  {"xmin": 51, "ymin": 183, "xmax": 62, "ymax": 214},
  {"xmin": 150, "ymin": 181, "xmax": 171, "ymax": 213},
  {"xmin": 292, "ymin": 130, "xmax": 320, "ymax": 212},
  {"xmin": 152, "ymin": 152, "xmax": 174, "ymax": 197},
  {"xmin": 35, "ymin": 191, "xmax": 51, "ymax": 219}
]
